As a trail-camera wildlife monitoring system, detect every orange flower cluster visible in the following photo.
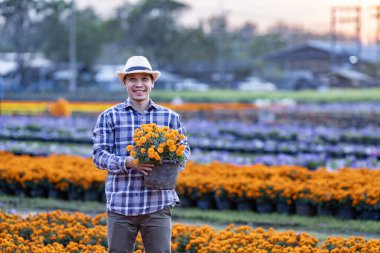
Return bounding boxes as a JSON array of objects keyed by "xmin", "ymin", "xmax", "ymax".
[
  {"xmin": 1, "ymin": 152, "xmax": 380, "ymax": 211},
  {"xmin": 127, "ymin": 123, "xmax": 186, "ymax": 165},
  {"xmin": 1, "ymin": 210, "xmax": 379, "ymax": 253},
  {"xmin": 1, "ymin": 100, "xmax": 257, "ymax": 115},
  {"xmin": 176, "ymin": 162, "xmax": 380, "ymax": 211},
  {"xmin": 0, "ymin": 152, "xmax": 106, "ymax": 191},
  {"xmin": 49, "ymin": 98, "xmax": 72, "ymax": 117}
]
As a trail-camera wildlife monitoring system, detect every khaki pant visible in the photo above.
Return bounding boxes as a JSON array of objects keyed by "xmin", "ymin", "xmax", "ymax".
[{"xmin": 107, "ymin": 206, "xmax": 172, "ymax": 253}]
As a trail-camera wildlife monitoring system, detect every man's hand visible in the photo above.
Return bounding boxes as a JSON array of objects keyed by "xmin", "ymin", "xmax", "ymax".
[{"xmin": 126, "ymin": 156, "xmax": 154, "ymax": 175}]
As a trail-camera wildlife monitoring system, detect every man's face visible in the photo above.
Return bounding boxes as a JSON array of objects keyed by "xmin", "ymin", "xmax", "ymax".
[{"xmin": 124, "ymin": 73, "xmax": 154, "ymax": 103}]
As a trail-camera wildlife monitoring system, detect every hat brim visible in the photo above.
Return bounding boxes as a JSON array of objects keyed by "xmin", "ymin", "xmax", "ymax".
[{"xmin": 116, "ymin": 70, "xmax": 161, "ymax": 85}]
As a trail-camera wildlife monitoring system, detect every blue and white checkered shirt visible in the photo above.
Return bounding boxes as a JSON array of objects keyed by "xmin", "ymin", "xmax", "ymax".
[{"xmin": 92, "ymin": 98, "xmax": 190, "ymax": 216}]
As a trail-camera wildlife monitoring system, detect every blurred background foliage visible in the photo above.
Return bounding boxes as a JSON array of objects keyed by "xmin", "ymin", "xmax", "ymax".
[{"xmin": 0, "ymin": 0, "xmax": 336, "ymax": 89}]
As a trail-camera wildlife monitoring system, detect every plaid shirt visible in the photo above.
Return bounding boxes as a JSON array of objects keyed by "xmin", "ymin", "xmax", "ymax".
[{"xmin": 92, "ymin": 98, "xmax": 190, "ymax": 216}]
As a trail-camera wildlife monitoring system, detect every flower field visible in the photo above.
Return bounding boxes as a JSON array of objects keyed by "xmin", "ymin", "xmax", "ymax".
[
  {"xmin": 1, "ymin": 100, "xmax": 380, "ymax": 252},
  {"xmin": 1, "ymin": 114, "xmax": 380, "ymax": 169},
  {"xmin": 1, "ymin": 152, "xmax": 379, "ymax": 220},
  {"xmin": 1, "ymin": 100, "xmax": 258, "ymax": 115},
  {"xmin": 1, "ymin": 210, "xmax": 380, "ymax": 253}
]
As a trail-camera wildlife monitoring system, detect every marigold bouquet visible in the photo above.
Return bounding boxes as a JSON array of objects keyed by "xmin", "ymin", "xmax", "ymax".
[{"xmin": 126, "ymin": 123, "xmax": 187, "ymax": 166}]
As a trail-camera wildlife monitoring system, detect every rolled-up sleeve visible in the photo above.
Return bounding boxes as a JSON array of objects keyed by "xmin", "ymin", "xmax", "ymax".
[{"xmin": 92, "ymin": 112, "xmax": 127, "ymax": 174}]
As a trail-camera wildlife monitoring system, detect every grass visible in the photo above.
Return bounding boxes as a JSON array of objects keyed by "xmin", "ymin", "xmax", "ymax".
[
  {"xmin": 150, "ymin": 88, "xmax": 380, "ymax": 102},
  {"xmin": 1, "ymin": 195, "xmax": 379, "ymax": 240},
  {"xmin": 5, "ymin": 88, "xmax": 380, "ymax": 103},
  {"xmin": 0, "ymin": 195, "xmax": 107, "ymax": 214},
  {"xmin": 172, "ymin": 208, "xmax": 380, "ymax": 239}
]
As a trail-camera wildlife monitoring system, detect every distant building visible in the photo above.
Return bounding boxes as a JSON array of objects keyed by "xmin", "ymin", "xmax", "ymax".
[
  {"xmin": 94, "ymin": 65, "xmax": 123, "ymax": 91},
  {"xmin": 0, "ymin": 52, "xmax": 53, "ymax": 91},
  {"xmin": 260, "ymin": 40, "xmax": 379, "ymax": 89}
]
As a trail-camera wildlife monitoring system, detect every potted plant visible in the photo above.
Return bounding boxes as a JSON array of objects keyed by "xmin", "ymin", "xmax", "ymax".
[{"xmin": 127, "ymin": 123, "xmax": 187, "ymax": 190}]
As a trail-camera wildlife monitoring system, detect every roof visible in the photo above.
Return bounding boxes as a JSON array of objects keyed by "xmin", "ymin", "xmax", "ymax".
[
  {"xmin": 331, "ymin": 67, "xmax": 372, "ymax": 81},
  {"xmin": 262, "ymin": 40, "xmax": 378, "ymax": 64}
]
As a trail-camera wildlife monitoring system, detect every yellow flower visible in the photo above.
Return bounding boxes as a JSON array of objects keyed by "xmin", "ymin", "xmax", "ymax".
[{"xmin": 126, "ymin": 145, "xmax": 133, "ymax": 152}]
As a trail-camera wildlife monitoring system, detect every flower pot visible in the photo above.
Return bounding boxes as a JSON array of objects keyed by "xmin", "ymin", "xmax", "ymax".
[
  {"xmin": 30, "ymin": 188, "xmax": 46, "ymax": 198},
  {"xmin": 13, "ymin": 188, "xmax": 26, "ymax": 197},
  {"xmin": 179, "ymin": 196, "xmax": 195, "ymax": 208},
  {"xmin": 276, "ymin": 202, "xmax": 293, "ymax": 215},
  {"xmin": 317, "ymin": 205, "xmax": 334, "ymax": 217},
  {"xmin": 197, "ymin": 199, "xmax": 212, "ymax": 210},
  {"xmin": 336, "ymin": 207, "xmax": 355, "ymax": 220},
  {"xmin": 359, "ymin": 210, "xmax": 380, "ymax": 221},
  {"xmin": 67, "ymin": 190, "xmax": 83, "ymax": 201},
  {"xmin": 256, "ymin": 201, "xmax": 274, "ymax": 213},
  {"xmin": 84, "ymin": 189, "xmax": 99, "ymax": 201},
  {"xmin": 99, "ymin": 191, "xmax": 106, "ymax": 202},
  {"xmin": 236, "ymin": 200, "xmax": 255, "ymax": 211},
  {"xmin": 295, "ymin": 201, "xmax": 316, "ymax": 216},
  {"xmin": 48, "ymin": 188, "xmax": 63, "ymax": 199},
  {"xmin": 215, "ymin": 197, "xmax": 235, "ymax": 210},
  {"xmin": 144, "ymin": 162, "xmax": 180, "ymax": 190}
]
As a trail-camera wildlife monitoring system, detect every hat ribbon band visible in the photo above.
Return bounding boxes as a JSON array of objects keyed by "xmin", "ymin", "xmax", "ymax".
[{"xmin": 125, "ymin": 66, "xmax": 151, "ymax": 72}]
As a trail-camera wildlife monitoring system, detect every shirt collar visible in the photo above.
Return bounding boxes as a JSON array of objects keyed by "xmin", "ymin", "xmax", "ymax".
[{"xmin": 123, "ymin": 98, "xmax": 158, "ymax": 111}]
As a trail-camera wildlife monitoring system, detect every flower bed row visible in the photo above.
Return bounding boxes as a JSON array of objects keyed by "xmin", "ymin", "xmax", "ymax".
[
  {"xmin": 1, "ymin": 210, "xmax": 380, "ymax": 253},
  {"xmin": 1, "ymin": 141, "xmax": 378, "ymax": 170},
  {"xmin": 0, "ymin": 152, "xmax": 379, "ymax": 220},
  {"xmin": 2, "ymin": 115, "xmax": 380, "ymax": 163},
  {"xmin": 3, "ymin": 115, "xmax": 380, "ymax": 147},
  {"xmin": 1, "ymin": 100, "xmax": 258, "ymax": 116}
]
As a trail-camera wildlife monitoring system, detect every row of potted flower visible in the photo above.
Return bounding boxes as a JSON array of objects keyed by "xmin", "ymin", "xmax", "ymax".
[
  {"xmin": 1, "ymin": 141, "xmax": 379, "ymax": 170},
  {"xmin": 2, "ymin": 115, "xmax": 380, "ymax": 146},
  {"xmin": 2, "ymin": 134, "xmax": 378, "ymax": 161},
  {"xmin": 2, "ymin": 116, "xmax": 380, "ymax": 161},
  {"xmin": 1, "ymin": 100, "xmax": 260, "ymax": 115},
  {"xmin": 177, "ymin": 162, "xmax": 380, "ymax": 220},
  {"xmin": 0, "ymin": 152, "xmax": 379, "ymax": 220},
  {"xmin": 1, "ymin": 210, "xmax": 379, "ymax": 252}
]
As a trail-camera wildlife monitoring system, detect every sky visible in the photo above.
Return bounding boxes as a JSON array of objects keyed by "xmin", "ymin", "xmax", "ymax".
[{"xmin": 77, "ymin": 0, "xmax": 380, "ymax": 44}]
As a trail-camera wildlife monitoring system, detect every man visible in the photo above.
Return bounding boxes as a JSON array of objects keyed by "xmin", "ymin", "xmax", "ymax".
[{"xmin": 92, "ymin": 56, "xmax": 190, "ymax": 253}]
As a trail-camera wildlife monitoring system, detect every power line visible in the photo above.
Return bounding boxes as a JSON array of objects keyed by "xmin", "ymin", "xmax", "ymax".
[{"xmin": 330, "ymin": 5, "xmax": 362, "ymax": 69}]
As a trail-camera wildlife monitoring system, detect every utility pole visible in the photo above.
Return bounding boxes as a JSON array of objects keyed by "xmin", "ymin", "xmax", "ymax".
[
  {"xmin": 69, "ymin": 0, "xmax": 77, "ymax": 92},
  {"xmin": 216, "ymin": 0, "xmax": 226, "ymax": 89},
  {"xmin": 372, "ymin": 5, "xmax": 380, "ymax": 78},
  {"xmin": 330, "ymin": 7, "xmax": 337, "ymax": 70},
  {"xmin": 330, "ymin": 6, "xmax": 362, "ymax": 69}
]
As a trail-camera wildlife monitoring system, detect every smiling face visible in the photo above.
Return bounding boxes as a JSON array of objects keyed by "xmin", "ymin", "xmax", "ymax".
[{"xmin": 123, "ymin": 73, "xmax": 154, "ymax": 104}]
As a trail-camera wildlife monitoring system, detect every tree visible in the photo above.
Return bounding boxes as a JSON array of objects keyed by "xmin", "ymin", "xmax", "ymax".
[
  {"xmin": 43, "ymin": 6, "xmax": 105, "ymax": 69},
  {"xmin": 113, "ymin": 0, "xmax": 188, "ymax": 66},
  {"xmin": 0, "ymin": 0, "xmax": 67, "ymax": 88}
]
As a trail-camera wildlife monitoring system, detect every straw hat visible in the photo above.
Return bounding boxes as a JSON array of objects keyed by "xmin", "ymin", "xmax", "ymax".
[{"xmin": 116, "ymin": 56, "xmax": 161, "ymax": 84}]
